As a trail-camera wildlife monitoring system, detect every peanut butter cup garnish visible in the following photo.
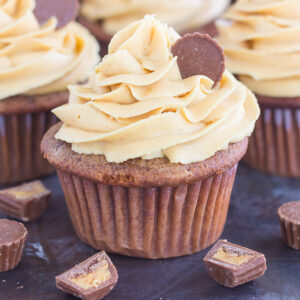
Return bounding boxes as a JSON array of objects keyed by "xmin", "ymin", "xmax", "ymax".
[
  {"xmin": 34, "ymin": 0, "xmax": 79, "ymax": 28},
  {"xmin": 171, "ymin": 33, "xmax": 225, "ymax": 85}
]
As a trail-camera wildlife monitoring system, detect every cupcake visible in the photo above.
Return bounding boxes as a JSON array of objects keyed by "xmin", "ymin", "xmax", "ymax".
[
  {"xmin": 217, "ymin": 0, "xmax": 300, "ymax": 177},
  {"xmin": 78, "ymin": 0, "xmax": 230, "ymax": 55},
  {"xmin": 41, "ymin": 16, "xmax": 259, "ymax": 259},
  {"xmin": 0, "ymin": 0, "xmax": 100, "ymax": 185}
]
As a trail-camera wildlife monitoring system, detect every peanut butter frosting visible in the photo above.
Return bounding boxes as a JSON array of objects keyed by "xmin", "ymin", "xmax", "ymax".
[
  {"xmin": 80, "ymin": 0, "xmax": 230, "ymax": 36},
  {"xmin": 53, "ymin": 16, "xmax": 259, "ymax": 164},
  {"xmin": 217, "ymin": 0, "xmax": 300, "ymax": 97},
  {"xmin": 0, "ymin": 0, "xmax": 100, "ymax": 100}
]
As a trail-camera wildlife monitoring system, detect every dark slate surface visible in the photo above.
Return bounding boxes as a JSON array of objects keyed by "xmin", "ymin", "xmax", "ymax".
[{"xmin": 0, "ymin": 164, "xmax": 299, "ymax": 300}]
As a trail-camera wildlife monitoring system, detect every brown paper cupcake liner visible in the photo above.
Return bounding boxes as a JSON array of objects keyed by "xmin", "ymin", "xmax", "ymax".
[
  {"xmin": 0, "ymin": 111, "xmax": 57, "ymax": 185},
  {"xmin": 0, "ymin": 224, "xmax": 27, "ymax": 272},
  {"xmin": 243, "ymin": 95, "xmax": 300, "ymax": 177},
  {"xmin": 42, "ymin": 124, "xmax": 248, "ymax": 259},
  {"xmin": 56, "ymin": 164, "xmax": 237, "ymax": 259},
  {"xmin": 0, "ymin": 92, "xmax": 68, "ymax": 185}
]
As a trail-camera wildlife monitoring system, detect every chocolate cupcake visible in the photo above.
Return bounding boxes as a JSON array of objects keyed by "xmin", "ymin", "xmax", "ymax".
[
  {"xmin": 0, "ymin": 0, "xmax": 100, "ymax": 185},
  {"xmin": 0, "ymin": 219, "xmax": 28, "ymax": 272},
  {"xmin": 78, "ymin": 0, "xmax": 230, "ymax": 55},
  {"xmin": 42, "ymin": 16, "xmax": 259, "ymax": 259},
  {"xmin": 217, "ymin": 0, "xmax": 300, "ymax": 177}
]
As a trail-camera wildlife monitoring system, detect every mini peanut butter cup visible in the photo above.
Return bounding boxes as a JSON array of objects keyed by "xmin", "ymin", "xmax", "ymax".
[
  {"xmin": 171, "ymin": 33, "xmax": 225, "ymax": 85},
  {"xmin": 56, "ymin": 251, "xmax": 118, "ymax": 300},
  {"xmin": 204, "ymin": 240, "xmax": 267, "ymax": 288},
  {"xmin": 34, "ymin": 0, "xmax": 79, "ymax": 29},
  {"xmin": 0, "ymin": 219, "xmax": 28, "ymax": 272},
  {"xmin": 278, "ymin": 201, "xmax": 300, "ymax": 250}
]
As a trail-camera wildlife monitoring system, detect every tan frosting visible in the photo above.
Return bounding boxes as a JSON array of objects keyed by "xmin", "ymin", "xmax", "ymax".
[
  {"xmin": 217, "ymin": 0, "xmax": 300, "ymax": 97},
  {"xmin": 81, "ymin": 0, "xmax": 230, "ymax": 35},
  {"xmin": 0, "ymin": 0, "xmax": 100, "ymax": 100},
  {"xmin": 53, "ymin": 16, "xmax": 259, "ymax": 164}
]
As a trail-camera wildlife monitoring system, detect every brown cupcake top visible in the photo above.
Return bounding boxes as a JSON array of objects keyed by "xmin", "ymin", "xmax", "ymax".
[
  {"xmin": 256, "ymin": 94, "xmax": 300, "ymax": 109},
  {"xmin": 0, "ymin": 91, "xmax": 69, "ymax": 115},
  {"xmin": 41, "ymin": 123, "xmax": 248, "ymax": 187}
]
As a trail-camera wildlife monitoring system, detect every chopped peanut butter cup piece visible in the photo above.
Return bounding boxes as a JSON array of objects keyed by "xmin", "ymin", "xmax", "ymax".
[
  {"xmin": 171, "ymin": 33, "xmax": 225, "ymax": 86},
  {"xmin": 278, "ymin": 201, "xmax": 300, "ymax": 250},
  {"xmin": 56, "ymin": 251, "xmax": 118, "ymax": 300},
  {"xmin": 204, "ymin": 240, "xmax": 267, "ymax": 288},
  {"xmin": 34, "ymin": 0, "xmax": 79, "ymax": 29},
  {"xmin": 0, "ymin": 180, "xmax": 51, "ymax": 222}
]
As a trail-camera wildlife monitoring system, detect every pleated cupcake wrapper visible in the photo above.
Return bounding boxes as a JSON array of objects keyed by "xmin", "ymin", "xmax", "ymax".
[
  {"xmin": 0, "ymin": 111, "xmax": 58, "ymax": 185},
  {"xmin": 243, "ymin": 105, "xmax": 300, "ymax": 177},
  {"xmin": 278, "ymin": 217, "xmax": 300, "ymax": 250},
  {"xmin": 0, "ymin": 234, "xmax": 26, "ymax": 272},
  {"xmin": 57, "ymin": 164, "xmax": 237, "ymax": 259}
]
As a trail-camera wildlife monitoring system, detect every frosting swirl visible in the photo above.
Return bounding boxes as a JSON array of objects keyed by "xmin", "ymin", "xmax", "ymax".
[
  {"xmin": 0, "ymin": 0, "xmax": 100, "ymax": 100},
  {"xmin": 217, "ymin": 0, "xmax": 300, "ymax": 97},
  {"xmin": 81, "ymin": 0, "xmax": 230, "ymax": 35},
  {"xmin": 53, "ymin": 16, "xmax": 259, "ymax": 164}
]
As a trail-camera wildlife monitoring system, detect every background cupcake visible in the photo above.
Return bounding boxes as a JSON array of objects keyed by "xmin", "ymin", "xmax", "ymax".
[
  {"xmin": 42, "ymin": 16, "xmax": 259, "ymax": 259},
  {"xmin": 78, "ymin": 0, "xmax": 230, "ymax": 55},
  {"xmin": 0, "ymin": 0, "xmax": 99, "ymax": 185},
  {"xmin": 217, "ymin": 0, "xmax": 300, "ymax": 177}
]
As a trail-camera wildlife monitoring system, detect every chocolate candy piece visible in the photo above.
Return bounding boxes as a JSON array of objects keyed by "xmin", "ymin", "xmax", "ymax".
[
  {"xmin": 0, "ymin": 180, "xmax": 51, "ymax": 222},
  {"xmin": 171, "ymin": 33, "xmax": 225, "ymax": 85},
  {"xmin": 34, "ymin": 0, "xmax": 79, "ymax": 29},
  {"xmin": 204, "ymin": 240, "xmax": 267, "ymax": 288},
  {"xmin": 56, "ymin": 251, "xmax": 118, "ymax": 300},
  {"xmin": 278, "ymin": 201, "xmax": 300, "ymax": 250},
  {"xmin": 0, "ymin": 219, "xmax": 28, "ymax": 272}
]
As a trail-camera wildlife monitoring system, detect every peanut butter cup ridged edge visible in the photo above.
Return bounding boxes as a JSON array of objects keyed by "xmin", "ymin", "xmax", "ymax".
[
  {"xmin": 278, "ymin": 202, "xmax": 300, "ymax": 250},
  {"xmin": 0, "ymin": 220, "xmax": 28, "ymax": 272}
]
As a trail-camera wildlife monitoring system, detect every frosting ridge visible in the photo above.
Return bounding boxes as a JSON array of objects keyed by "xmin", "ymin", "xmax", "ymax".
[
  {"xmin": 0, "ymin": 0, "xmax": 100, "ymax": 100},
  {"xmin": 54, "ymin": 16, "xmax": 259, "ymax": 164},
  {"xmin": 217, "ymin": 0, "xmax": 300, "ymax": 97},
  {"xmin": 80, "ymin": 0, "xmax": 230, "ymax": 35}
]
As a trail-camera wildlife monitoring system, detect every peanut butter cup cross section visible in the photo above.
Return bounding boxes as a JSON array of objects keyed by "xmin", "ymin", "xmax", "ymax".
[
  {"xmin": 56, "ymin": 251, "xmax": 118, "ymax": 300},
  {"xmin": 204, "ymin": 240, "xmax": 267, "ymax": 288}
]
